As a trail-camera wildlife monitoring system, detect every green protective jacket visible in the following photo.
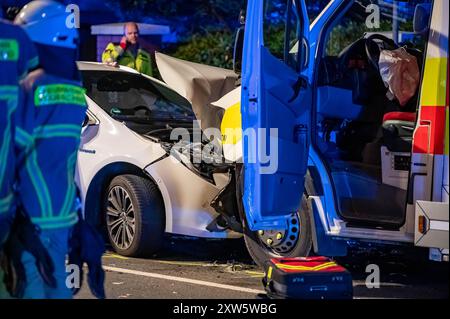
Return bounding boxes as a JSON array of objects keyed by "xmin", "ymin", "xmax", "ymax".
[{"xmin": 102, "ymin": 42, "xmax": 153, "ymax": 77}]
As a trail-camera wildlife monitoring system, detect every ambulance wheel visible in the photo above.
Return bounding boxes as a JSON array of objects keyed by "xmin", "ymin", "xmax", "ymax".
[
  {"xmin": 243, "ymin": 195, "xmax": 312, "ymax": 267},
  {"xmin": 105, "ymin": 175, "xmax": 165, "ymax": 257}
]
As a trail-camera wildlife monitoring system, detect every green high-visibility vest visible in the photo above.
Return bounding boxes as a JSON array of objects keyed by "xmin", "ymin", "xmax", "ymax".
[{"xmin": 102, "ymin": 42, "xmax": 153, "ymax": 77}]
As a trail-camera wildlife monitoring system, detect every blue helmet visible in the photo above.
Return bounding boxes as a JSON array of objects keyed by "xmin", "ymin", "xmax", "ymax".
[{"xmin": 14, "ymin": 0, "xmax": 78, "ymax": 49}]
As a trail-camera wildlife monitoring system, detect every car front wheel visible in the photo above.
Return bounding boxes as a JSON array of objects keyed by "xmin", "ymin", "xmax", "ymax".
[{"xmin": 105, "ymin": 174, "xmax": 165, "ymax": 257}]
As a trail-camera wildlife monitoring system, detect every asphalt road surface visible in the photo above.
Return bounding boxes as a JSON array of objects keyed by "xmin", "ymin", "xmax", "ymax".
[{"xmin": 76, "ymin": 236, "xmax": 449, "ymax": 299}]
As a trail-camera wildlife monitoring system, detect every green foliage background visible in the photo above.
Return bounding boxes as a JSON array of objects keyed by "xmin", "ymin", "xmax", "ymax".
[
  {"xmin": 170, "ymin": 31, "xmax": 235, "ymax": 69},
  {"xmin": 105, "ymin": 0, "xmax": 330, "ymax": 69},
  {"xmin": 105, "ymin": 0, "xmax": 414, "ymax": 69}
]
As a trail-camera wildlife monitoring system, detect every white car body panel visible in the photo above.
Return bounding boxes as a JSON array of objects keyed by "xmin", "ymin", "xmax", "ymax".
[{"xmin": 145, "ymin": 156, "xmax": 240, "ymax": 238}]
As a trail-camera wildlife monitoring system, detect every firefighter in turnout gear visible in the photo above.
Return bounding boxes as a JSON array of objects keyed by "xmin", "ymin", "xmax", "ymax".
[
  {"xmin": 1, "ymin": 0, "xmax": 104, "ymax": 299},
  {"xmin": 0, "ymin": 19, "xmax": 39, "ymax": 298}
]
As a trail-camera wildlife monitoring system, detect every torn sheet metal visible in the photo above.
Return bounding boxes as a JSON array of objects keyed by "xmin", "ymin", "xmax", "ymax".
[{"xmin": 155, "ymin": 52, "xmax": 239, "ymax": 131}]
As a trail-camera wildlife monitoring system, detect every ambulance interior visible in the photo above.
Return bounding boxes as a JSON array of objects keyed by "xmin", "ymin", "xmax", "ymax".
[{"xmin": 313, "ymin": 1, "xmax": 432, "ymax": 228}]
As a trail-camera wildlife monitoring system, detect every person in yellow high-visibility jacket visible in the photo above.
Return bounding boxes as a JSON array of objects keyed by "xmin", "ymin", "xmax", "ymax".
[{"xmin": 102, "ymin": 22, "xmax": 153, "ymax": 77}]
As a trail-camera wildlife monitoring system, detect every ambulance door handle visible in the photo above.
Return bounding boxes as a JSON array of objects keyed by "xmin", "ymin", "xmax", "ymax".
[{"xmin": 288, "ymin": 76, "xmax": 307, "ymax": 103}]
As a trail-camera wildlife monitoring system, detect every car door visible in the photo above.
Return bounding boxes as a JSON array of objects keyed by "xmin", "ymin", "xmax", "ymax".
[{"xmin": 241, "ymin": 0, "xmax": 312, "ymax": 230}]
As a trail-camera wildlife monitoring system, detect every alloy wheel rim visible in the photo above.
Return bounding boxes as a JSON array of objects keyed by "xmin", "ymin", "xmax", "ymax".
[{"xmin": 106, "ymin": 186, "xmax": 136, "ymax": 250}]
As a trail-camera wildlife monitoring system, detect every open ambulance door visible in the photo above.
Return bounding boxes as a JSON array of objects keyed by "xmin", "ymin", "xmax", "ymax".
[{"xmin": 241, "ymin": 0, "xmax": 312, "ymax": 230}]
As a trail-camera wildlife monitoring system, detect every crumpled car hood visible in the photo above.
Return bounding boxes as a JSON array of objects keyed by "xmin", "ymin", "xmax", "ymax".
[{"xmin": 155, "ymin": 52, "xmax": 239, "ymax": 132}]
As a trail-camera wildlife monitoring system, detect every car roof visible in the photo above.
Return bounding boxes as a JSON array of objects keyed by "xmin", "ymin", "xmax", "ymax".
[
  {"xmin": 76, "ymin": 61, "xmax": 140, "ymax": 73},
  {"xmin": 76, "ymin": 61, "xmax": 181, "ymax": 93}
]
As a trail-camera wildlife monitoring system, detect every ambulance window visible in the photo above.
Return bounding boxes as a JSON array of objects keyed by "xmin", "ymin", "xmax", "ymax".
[
  {"xmin": 324, "ymin": 0, "xmax": 433, "ymax": 57},
  {"xmin": 305, "ymin": 0, "xmax": 331, "ymax": 23},
  {"xmin": 264, "ymin": 0, "xmax": 303, "ymax": 71},
  {"xmin": 264, "ymin": 0, "xmax": 287, "ymax": 60}
]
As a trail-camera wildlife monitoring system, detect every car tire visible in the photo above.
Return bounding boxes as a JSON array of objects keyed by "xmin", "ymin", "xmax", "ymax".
[
  {"xmin": 105, "ymin": 174, "xmax": 165, "ymax": 257},
  {"xmin": 243, "ymin": 195, "xmax": 312, "ymax": 267}
]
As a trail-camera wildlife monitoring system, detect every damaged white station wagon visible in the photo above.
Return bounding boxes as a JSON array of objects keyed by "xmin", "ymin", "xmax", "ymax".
[{"xmin": 75, "ymin": 58, "xmax": 243, "ymax": 257}]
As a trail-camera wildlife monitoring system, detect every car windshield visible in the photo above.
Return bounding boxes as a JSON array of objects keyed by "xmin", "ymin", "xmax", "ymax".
[{"xmin": 81, "ymin": 70, "xmax": 196, "ymax": 122}]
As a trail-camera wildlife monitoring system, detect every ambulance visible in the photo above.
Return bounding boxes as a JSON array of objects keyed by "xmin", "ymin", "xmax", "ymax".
[{"xmin": 157, "ymin": 0, "xmax": 448, "ymax": 266}]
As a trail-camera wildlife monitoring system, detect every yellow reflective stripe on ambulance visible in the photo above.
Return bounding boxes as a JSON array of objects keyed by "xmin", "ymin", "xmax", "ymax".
[{"xmin": 420, "ymin": 57, "xmax": 448, "ymax": 107}]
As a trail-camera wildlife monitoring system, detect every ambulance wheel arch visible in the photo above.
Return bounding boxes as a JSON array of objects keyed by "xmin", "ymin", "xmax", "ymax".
[{"xmin": 243, "ymin": 194, "xmax": 312, "ymax": 267}]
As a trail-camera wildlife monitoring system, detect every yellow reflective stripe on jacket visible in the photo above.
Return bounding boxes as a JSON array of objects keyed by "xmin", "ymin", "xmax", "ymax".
[
  {"xmin": 31, "ymin": 211, "xmax": 79, "ymax": 230},
  {"xmin": 102, "ymin": 42, "xmax": 153, "ymax": 76},
  {"xmin": 17, "ymin": 125, "xmax": 82, "ymax": 146},
  {"xmin": 0, "ymin": 193, "xmax": 14, "ymax": 215},
  {"xmin": 34, "ymin": 84, "xmax": 86, "ymax": 107},
  {"xmin": 0, "ymin": 85, "xmax": 19, "ymax": 98},
  {"xmin": 15, "ymin": 127, "xmax": 51, "ymax": 218},
  {"xmin": 134, "ymin": 49, "xmax": 152, "ymax": 76},
  {"xmin": 102, "ymin": 42, "xmax": 121, "ymax": 63},
  {"xmin": 26, "ymin": 148, "xmax": 53, "ymax": 218},
  {"xmin": 0, "ymin": 86, "xmax": 18, "ymax": 198},
  {"xmin": 33, "ymin": 124, "xmax": 82, "ymax": 139},
  {"xmin": 0, "ymin": 39, "xmax": 19, "ymax": 61},
  {"xmin": 15, "ymin": 124, "xmax": 81, "ymax": 219},
  {"xmin": 59, "ymin": 152, "xmax": 77, "ymax": 217},
  {"xmin": 15, "ymin": 127, "xmax": 34, "ymax": 148},
  {"xmin": 267, "ymin": 266, "xmax": 273, "ymax": 280}
]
